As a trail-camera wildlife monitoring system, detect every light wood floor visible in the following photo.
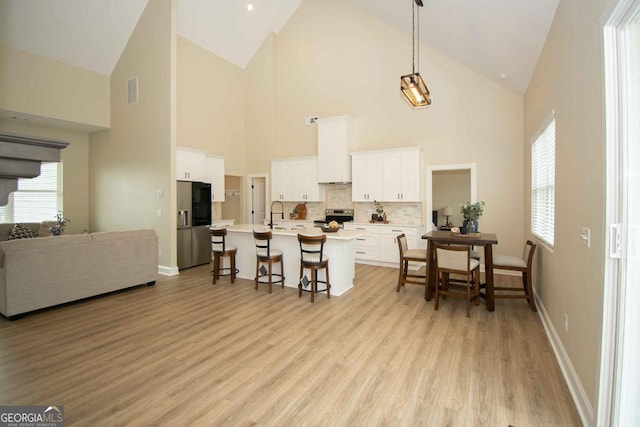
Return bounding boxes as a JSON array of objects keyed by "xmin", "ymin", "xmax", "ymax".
[{"xmin": 0, "ymin": 264, "xmax": 581, "ymax": 426}]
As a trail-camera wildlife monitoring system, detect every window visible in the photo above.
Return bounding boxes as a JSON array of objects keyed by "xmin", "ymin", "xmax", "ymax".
[
  {"xmin": 0, "ymin": 162, "xmax": 63, "ymax": 223},
  {"xmin": 531, "ymin": 115, "xmax": 555, "ymax": 246}
]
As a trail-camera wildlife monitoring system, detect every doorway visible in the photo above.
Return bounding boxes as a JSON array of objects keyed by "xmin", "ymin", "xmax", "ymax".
[
  {"xmin": 426, "ymin": 163, "xmax": 477, "ymax": 231},
  {"xmin": 246, "ymin": 174, "xmax": 268, "ymax": 225},
  {"xmin": 600, "ymin": 1, "xmax": 640, "ymax": 425}
]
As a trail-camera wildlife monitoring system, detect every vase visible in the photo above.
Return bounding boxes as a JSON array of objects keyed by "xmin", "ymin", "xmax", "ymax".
[{"xmin": 462, "ymin": 219, "xmax": 478, "ymax": 233}]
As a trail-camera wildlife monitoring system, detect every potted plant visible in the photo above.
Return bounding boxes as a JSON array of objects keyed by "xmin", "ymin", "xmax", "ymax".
[
  {"xmin": 459, "ymin": 201, "xmax": 485, "ymax": 233},
  {"xmin": 374, "ymin": 200, "xmax": 385, "ymax": 221},
  {"xmin": 49, "ymin": 211, "xmax": 70, "ymax": 236}
]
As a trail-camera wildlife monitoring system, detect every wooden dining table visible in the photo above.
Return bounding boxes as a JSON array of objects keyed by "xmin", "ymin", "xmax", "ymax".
[{"xmin": 421, "ymin": 230, "xmax": 499, "ymax": 312}]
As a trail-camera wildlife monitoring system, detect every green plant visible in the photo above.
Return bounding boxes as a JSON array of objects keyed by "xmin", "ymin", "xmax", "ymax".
[
  {"xmin": 374, "ymin": 200, "xmax": 384, "ymax": 216},
  {"xmin": 460, "ymin": 201, "xmax": 486, "ymax": 220},
  {"xmin": 49, "ymin": 211, "xmax": 70, "ymax": 236}
]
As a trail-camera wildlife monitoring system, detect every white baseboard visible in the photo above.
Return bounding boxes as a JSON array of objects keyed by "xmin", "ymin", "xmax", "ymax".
[
  {"xmin": 535, "ymin": 291, "xmax": 594, "ymax": 426},
  {"xmin": 158, "ymin": 265, "xmax": 179, "ymax": 276}
]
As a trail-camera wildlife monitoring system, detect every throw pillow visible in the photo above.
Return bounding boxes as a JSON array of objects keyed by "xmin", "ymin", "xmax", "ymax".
[{"xmin": 8, "ymin": 224, "xmax": 38, "ymax": 240}]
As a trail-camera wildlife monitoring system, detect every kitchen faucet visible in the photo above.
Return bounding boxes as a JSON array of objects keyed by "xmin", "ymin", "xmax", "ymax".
[{"xmin": 269, "ymin": 201, "xmax": 284, "ymax": 229}]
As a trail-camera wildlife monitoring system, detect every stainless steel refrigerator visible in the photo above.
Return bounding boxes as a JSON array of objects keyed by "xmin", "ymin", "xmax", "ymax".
[{"xmin": 177, "ymin": 181, "xmax": 212, "ymax": 269}]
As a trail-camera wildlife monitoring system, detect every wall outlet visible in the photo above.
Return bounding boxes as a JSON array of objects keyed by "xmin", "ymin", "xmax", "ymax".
[
  {"xmin": 305, "ymin": 116, "xmax": 318, "ymax": 125},
  {"xmin": 581, "ymin": 227, "xmax": 591, "ymax": 248},
  {"xmin": 156, "ymin": 209, "xmax": 162, "ymax": 217},
  {"xmin": 564, "ymin": 314, "xmax": 569, "ymax": 333}
]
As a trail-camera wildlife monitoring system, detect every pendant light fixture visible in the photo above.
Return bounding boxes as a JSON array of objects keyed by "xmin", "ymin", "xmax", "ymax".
[{"xmin": 401, "ymin": 0, "xmax": 431, "ymax": 108}]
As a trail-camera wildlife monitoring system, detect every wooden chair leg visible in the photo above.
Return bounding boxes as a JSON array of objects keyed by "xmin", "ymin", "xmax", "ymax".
[
  {"xmin": 213, "ymin": 255, "xmax": 219, "ymax": 284},
  {"xmin": 474, "ymin": 267, "xmax": 480, "ymax": 306},
  {"xmin": 268, "ymin": 259, "xmax": 273, "ymax": 294},
  {"xmin": 230, "ymin": 255, "xmax": 236, "ymax": 283},
  {"xmin": 280, "ymin": 259, "xmax": 285, "ymax": 288},
  {"xmin": 434, "ymin": 268, "xmax": 440, "ymax": 311},
  {"xmin": 466, "ymin": 273, "xmax": 471, "ymax": 317},
  {"xmin": 524, "ymin": 272, "xmax": 537, "ymax": 312},
  {"xmin": 325, "ymin": 262, "xmax": 330, "ymax": 299},
  {"xmin": 255, "ymin": 259, "xmax": 259, "ymax": 290},
  {"xmin": 396, "ymin": 262, "xmax": 404, "ymax": 292},
  {"xmin": 310, "ymin": 268, "xmax": 316, "ymax": 303},
  {"xmin": 299, "ymin": 265, "xmax": 303, "ymax": 298}
]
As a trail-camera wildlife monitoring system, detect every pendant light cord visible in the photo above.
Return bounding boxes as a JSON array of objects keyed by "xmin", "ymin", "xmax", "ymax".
[{"xmin": 412, "ymin": 0, "xmax": 416, "ymax": 74}]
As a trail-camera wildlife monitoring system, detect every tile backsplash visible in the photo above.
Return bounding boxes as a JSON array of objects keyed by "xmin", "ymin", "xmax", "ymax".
[{"xmin": 219, "ymin": 183, "xmax": 423, "ymax": 225}]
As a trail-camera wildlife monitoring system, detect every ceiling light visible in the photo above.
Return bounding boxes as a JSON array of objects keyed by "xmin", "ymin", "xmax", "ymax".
[
  {"xmin": 401, "ymin": 0, "xmax": 431, "ymax": 109},
  {"xmin": 247, "ymin": 3, "xmax": 253, "ymax": 12}
]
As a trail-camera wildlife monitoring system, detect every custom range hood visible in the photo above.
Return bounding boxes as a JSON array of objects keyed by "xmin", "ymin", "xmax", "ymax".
[
  {"xmin": 317, "ymin": 115, "xmax": 354, "ymax": 183},
  {"xmin": 0, "ymin": 131, "xmax": 69, "ymax": 205}
]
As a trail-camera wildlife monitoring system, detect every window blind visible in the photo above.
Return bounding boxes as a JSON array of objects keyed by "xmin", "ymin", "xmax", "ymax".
[
  {"xmin": 531, "ymin": 117, "xmax": 555, "ymax": 246},
  {"xmin": 0, "ymin": 162, "xmax": 62, "ymax": 223}
]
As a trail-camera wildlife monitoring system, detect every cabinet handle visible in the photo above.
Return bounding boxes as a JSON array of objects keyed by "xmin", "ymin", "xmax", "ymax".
[
  {"xmin": 356, "ymin": 251, "xmax": 366, "ymax": 254},
  {"xmin": 356, "ymin": 238, "xmax": 366, "ymax": 241}
]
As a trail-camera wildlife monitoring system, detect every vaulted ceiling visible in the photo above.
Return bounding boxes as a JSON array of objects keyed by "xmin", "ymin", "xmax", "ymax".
[{"xmin": 0, "ymin": 0, "xmax": 559, "ymax": 95}]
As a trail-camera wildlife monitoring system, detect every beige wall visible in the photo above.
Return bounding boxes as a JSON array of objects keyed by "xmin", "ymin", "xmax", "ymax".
[
  {"xmin": 0, "ymin": 44, "xmax": 110, "ymax": 129},
  {"xmin": 244, "ymin": 0, "xmax": 525, "ymax": 257},
  {"xmin": 524, "ymin": 0, "xmax": 608, "ymax": 415},
  {"xmin": 89, "ymin": 0, "xmax": 175, "ymax": 268},
  {"xmin": 177, "ymin": 36, "xmax": 246, "ymax": 176},
  {"xmin": 0, "ymin": 119, "xmax": 90, "ymax": 234}
]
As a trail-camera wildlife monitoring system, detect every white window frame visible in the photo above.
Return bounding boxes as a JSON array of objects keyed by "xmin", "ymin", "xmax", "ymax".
[
  {"xmin": 531, "ymin": 113, "xmax": 556, "ymax": 248},
  {"xmin": 0, "ymin": 162, "xmax": 63, "ymax": 223}
]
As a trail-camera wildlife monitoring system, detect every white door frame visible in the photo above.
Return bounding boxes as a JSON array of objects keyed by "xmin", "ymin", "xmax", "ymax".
[
  {"xmin": 599, "ymin": 0, "xmax": 640, "ymax": 425},
  {"xmin": 245, "ymin": 173, "xmax": 269, "ymax": 225},
  {"xmin": 425, "ymin": 163, "xmax": 477, "ymax": 231}
]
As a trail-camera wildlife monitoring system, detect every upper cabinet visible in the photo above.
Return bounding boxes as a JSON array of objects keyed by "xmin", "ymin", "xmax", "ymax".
[
  {"xmin": 271, "ymin": 156, "xmax": 325, "ymax": 202},
  {"xmin": 382, "ymin": 148, "xmax": 421, "ymax": 201},
  {"xmin": 317, "ymin": 115, "xmax": 354, "ymax": 183},
  {"xmin": 351, "ymin": 151, "xmax": 384, "ymax": 202},
  {"xmin": 176, "ymin": 147, "xmax": 206, "ymax": 182},
  {"xmin": 206, "ymin": 155, "xmax": 225, "ymax": 202},
  {"xmin": 351, "ymin": 147, "xmax": 422, "ymax": 202}
]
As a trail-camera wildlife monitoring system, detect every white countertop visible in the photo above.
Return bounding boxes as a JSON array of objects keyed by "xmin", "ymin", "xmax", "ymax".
[{"xmin": 223, "ymin": 224, "xmax": 367, "ymax": 240}]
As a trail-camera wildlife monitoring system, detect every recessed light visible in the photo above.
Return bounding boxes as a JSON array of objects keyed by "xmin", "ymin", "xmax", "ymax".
[
  {"xmin": 247, "ymin": 3, "xmax": 253, "ymax": 11},
  {"xmin": 499, "ymin": 73, "xmax": 508, "ymax": 80}
]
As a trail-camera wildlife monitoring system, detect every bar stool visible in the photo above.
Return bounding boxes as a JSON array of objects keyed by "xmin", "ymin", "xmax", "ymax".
[
  {"xmin": 297, "ymin": 232, "xmax": 330, "ymax": 303},
  {"xmin": 492, "ymin": 240, "xmax": 537, "ymax": 311},
  {"xmin": 210, "ymin": 228, "xmax": 237, "ymax": 284},
  {"xmin": 253, "ymin": 230, "xmax": 285, "ymax": 293}
]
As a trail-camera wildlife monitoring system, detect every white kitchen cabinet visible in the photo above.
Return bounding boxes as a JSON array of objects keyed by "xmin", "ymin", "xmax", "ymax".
[
  {"xmin": 351, "ymin": 147, "xmax": 421, "ymax": 202},
  {"xmin": 378, "ymin": 226, "xmax": 419, "ymax": 264},
  {"xmin": 271, "ymin": 157, "xmax": 324, "ymax": 202},
  {"xmin": 176, "ymin": 147, "xmax": 206, "ymax": 182},
  {"xmin": 294, "ymin": 157, "xmax": 324, "ymax": 201},
  {"xmin": 206, "ymin": 155, "xmax": 225, "ymax": 202},
  {"xmin": 317, "ymin": 115, "xmax": 353, "ymax": 183},
  {"xmin": 346, "ymin": 224, "xmax": 380, "ymax": 261},
  {"xmin": 345, "ymin": 223, "xmax": 423, "ymax": 267},
  {"xmin": 271, "ymin": 159, "xmax": 295, "ymax": 201},
  {"xmin": 351, "ymin": 151, "xmax": 384, "ymax": 202},
  {"xmin": 382, "ymin": 148, "xmax": 421, "ymax": 202}
]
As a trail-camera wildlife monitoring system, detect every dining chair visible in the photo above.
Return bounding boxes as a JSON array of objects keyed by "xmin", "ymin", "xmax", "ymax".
[
  {"xmin": 492, "ymin": 240, "xmax": 537, "ymax": 311},
  {"xmin": 434, "ymin": 243, "xmax": 481, "ymax": 317},
  {"xmin": 253, "ymin": 230, "xmax": 285, "ymax": 293},
  {"xmin": 396, "ymin": 233, "xmax": 427, "ymax": 292},
  {"xmin": 297, "ymin": 232, "xmax": 330, "ymax": 303}
]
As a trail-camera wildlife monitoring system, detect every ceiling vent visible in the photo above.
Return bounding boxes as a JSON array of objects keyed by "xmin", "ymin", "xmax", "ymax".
[
  {"xmin": 127, "ymin": 76, "xmax": 139, "ymax": 105},
  {"xmin": 0, "ymin": 131, "xmax": 69, "ymax": 205}
]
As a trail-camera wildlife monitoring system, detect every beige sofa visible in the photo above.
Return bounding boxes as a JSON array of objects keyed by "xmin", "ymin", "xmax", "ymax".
[{"xmin": 0, "ymin": 229, "xmax": 158, "ymax": 318}]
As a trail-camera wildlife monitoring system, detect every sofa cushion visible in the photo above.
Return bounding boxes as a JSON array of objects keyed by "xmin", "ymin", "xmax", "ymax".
[{"xmin": 8, "ymin": 224, "xmax": 39, "ymax": 240}]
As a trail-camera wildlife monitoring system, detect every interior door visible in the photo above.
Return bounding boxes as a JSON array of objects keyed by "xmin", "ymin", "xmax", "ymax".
[{"xmin": 251, "ymin": 177, "xmax": 266, "ymax": 225}]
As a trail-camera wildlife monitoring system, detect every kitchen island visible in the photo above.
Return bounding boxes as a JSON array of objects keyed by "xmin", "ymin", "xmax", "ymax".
[{"xmin": 222, "ymin": 224, "xmax": 367, "ymax": 296}]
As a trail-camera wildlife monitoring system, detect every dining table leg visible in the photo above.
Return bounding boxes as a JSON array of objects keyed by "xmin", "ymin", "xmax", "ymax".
[
  {"xmin": 425, "ymin": 240, "xmax": 435, "ymax": 301},
  {"xmin": 484, "ymin": 243, "xmax": 495, "ymax": 311}
]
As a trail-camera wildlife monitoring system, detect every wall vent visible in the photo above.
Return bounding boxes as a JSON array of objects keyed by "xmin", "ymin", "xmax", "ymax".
[{"xmin": 127, "ymin": 77, "xmax": 138, "ymax": 104}]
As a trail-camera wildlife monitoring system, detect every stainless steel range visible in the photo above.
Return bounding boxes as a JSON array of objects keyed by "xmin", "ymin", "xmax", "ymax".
[{"xmin": 313, "ymin": 208, "xmax": 354, "ymax": 227}]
